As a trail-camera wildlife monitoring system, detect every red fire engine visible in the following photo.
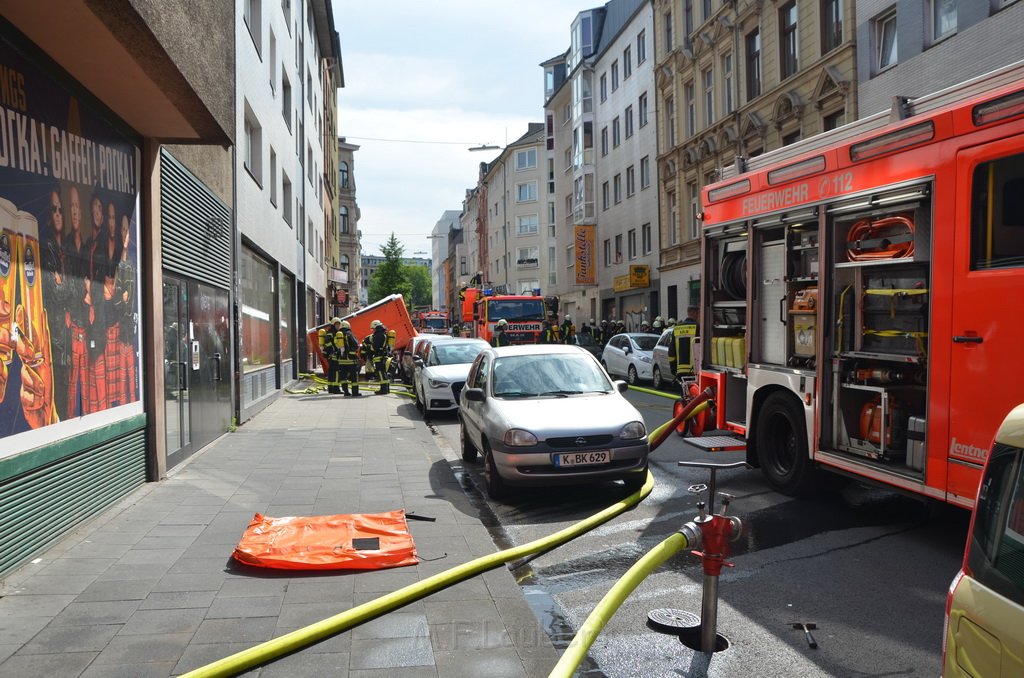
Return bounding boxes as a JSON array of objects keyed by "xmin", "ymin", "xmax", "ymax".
[
  {"xmin": 416, "ymin": 310, "xmax": 449, "ymax": 334},
  {"xmin": 460, "ymin": 286, "xmax": 547, "ymax": 344},
  {"xmin": 686, "ymin": 62, "xmax": 1024, "ymax": 509}
]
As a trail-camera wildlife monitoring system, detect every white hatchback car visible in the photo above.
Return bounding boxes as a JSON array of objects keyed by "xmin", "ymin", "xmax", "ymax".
[
  {"xmin": 601, "ymin": 333, "xmax": 658, "ymax": 385},
  {"xmin": 413, "ymin": 338, "xmax": 489, "ymax": 415}
]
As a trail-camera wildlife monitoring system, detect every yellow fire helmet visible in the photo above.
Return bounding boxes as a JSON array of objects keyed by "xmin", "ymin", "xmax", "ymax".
[
  {"xmin": 370, "ymin": 319, "xmax": 382, "ymax": 329},
  {"xmin": 331, "ymin": 317, "xmax": 342, "ymax": 325}
]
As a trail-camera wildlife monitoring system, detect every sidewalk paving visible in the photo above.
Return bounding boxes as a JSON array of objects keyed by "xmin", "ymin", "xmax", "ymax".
[{"xmin": 0, "ymin": 386, "xmax": 561, "ymax": 677}]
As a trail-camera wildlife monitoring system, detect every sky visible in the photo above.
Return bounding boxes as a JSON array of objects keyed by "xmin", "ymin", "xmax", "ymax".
[{"xmin": 333, "ymin": 1, "xmax": 589, "ymax": 259}]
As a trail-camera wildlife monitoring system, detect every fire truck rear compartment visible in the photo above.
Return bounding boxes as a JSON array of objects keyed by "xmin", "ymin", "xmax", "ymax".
[{"xmin": 822, "ymin": 194, "xmax": 932, "ymax": 476}]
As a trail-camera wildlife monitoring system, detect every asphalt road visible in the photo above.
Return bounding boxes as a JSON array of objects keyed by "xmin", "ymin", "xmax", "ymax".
[{"xmin": 422, "ymin": 387, "xmax": 969, "ymax": 677}]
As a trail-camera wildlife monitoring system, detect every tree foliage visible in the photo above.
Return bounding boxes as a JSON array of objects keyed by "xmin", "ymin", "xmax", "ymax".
[
  {"xmin": 367, "ymin": 234, "xmax": 412, "ymax": 305},
  {"xmin": 405, "ymin": 264, "xmax": 432, "ymax": 307}
]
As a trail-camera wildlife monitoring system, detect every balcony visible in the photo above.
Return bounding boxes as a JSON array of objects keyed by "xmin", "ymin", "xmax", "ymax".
[{"xmin": 516, "ymin": 258, "xmax": 540, "ymax": 269}]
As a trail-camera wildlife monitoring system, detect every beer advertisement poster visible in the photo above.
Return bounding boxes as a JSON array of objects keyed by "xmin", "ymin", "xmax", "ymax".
[{"xmin": 0, "ymin": 36, "xmax": 142, "ymax": 451}]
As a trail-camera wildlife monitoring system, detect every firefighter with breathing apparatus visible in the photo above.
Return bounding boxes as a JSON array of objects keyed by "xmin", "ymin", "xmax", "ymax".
[
  {"xmin": 492, "ymin": 319, "xmax": 511, "ymax": 347},
  {"xmin": 336, "ymin": 320, "xmax": 361, "ymax": 397}
]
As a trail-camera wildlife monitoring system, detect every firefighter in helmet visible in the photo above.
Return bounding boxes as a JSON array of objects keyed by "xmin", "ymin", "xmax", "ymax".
[
  {"xmin": 492, "ymin": 319, "xmax": 511, "ymax": 347},
  {"xmin": 370, "ymin": 319, "xmax": 391, "ymax": 394},
  {"xmin": 335, "ymin": 320, "xmax": 361, "ymax": 396},
  {"xmin": 360, "ymin": 322, "xmax": 376, "ymax": 389},
  {"xmin": 561, "ymin": 314, "xmax": 576, "ymax": 345},
  {"xmin": 322, "ymin": 317, "xmax": 344, "ymax": 394}
]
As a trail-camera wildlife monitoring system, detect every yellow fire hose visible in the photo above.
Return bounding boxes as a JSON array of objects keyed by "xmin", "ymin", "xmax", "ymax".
[
  {"xmin": 628, "ymin": 384, "xmax": 680, "ymax": 399},
  {"xmin": 548, "ymin": 531, "xmax": 692, "ymax": 678},
  {"xmin": 185, "ymin": 391, "xmax": 706, "ymax": 677},
  {"xmin": 182, "ymin": 471, "xmax": 656, "ymax": 677}
]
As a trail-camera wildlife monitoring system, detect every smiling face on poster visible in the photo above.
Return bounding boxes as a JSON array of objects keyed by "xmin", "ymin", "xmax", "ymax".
[{"xmin": 0, "ymin": 34, "xmax": 142, "ymax": 449}]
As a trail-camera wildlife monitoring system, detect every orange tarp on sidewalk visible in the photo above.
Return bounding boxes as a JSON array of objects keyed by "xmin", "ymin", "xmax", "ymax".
[{"xmin": 232, "ymin": 510, "xmax": 419, "ymax": 570}]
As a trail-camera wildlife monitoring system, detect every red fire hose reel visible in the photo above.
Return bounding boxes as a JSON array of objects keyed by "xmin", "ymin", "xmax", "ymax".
[{"xmin": 846, "ymin": 214, "xmax": 916, "ymax": 261}]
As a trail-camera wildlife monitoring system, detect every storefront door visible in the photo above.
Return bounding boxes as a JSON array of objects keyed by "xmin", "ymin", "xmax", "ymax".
[{"xmin": 163, "ymin": 274, "xmax": 231, "ymax": 469}]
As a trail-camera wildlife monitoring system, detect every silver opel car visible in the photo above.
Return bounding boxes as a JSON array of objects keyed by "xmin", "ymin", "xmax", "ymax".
[{"xmin": 459, "ymin": 344, "xmax": 649, "ymax": 500}]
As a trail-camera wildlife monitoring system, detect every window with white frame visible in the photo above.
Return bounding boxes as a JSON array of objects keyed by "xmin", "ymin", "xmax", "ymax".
[
  {"xmin": 703, "ymin": 67, "xmax": 714, "ymax": 126},
  {"xmin": 625, "ymin": 105, "xmax": 634, "ymax": 138},
  {"xmin": 664, "ymin": 10, "xmax": 673, "ymax": 52},
  {"xmin": 611, "ymin": 60, "xmax": 619, "ymax": 90},
  {"xmin": 640, "ymin": 156, "xmax": 650, "ymax": 189},
  {"xmin": 628, "ymin": 229, "xmax": 637, "ymax": 259},
  {"xmin": 669, "ymin": 192, "xmax": 679, "ymax": 245},
  {"xmin": 602, "ymin": 181, "xmax": 610, "ymax": 210},
  {"xmin": 746, "ymin": 29, "xmax": 761, "ymax": 100},
  {"xmin": 626, "ymin": 165, "xmax": 636, "ymax": 197},
  {"xmin": 517, "ymin": 246, "xmax": 539, "ymax": 267},
  {"xmin": 666, "ymin": 96, "xmax": 676, "ymax": 147},
  {"xmin": 779, "ymin": 1, "xmax": 799, "ymax": 80},
  {"xmin": 282, "ymin": 71, "xmax": 292, "ymax": 130},
  {"xmin": 269, "ymin": 147, "xmax": 277, "ymax": 204},
  {"xmin": 624, "ymin": 46, "xmax": 632, "ymax": 78},
  {"xmin": 516, "ymin": 214, "xmax": 539, "ymax": 235},
  {"xmin": 688, "ymin": 181, "xmax": 700, "ymax": 240},
  {"xmin": 282, "ymin": 172, "xmax": 292, "ymax": 225},
  {"xmin": 613, "ymin": 117, "xmax": 621, "ymax": 147},
  {"xmin": 604, "ymin": 238, "xmax": 611, "ymax": 265},
  {"xmin": 548, "ymin": 202, "xmax": 555, "ymax": 237},
  {"xmin": 875, "ymin": 9, "xmax": 897, "ymax": 72},
  {"xmin": 518, "ymin": 279, "xmax": 540, "ymax": 294},
  {"xmin": 639, "ymin": 92, "xmax": 649, "ymax": 127},
  {"xmin": 722, "ymin": 53, "xmax": 734, "ymax": 114},
  {"xmin": 269, "ymin": 30, "xmax": 276, "ymax": 90},
  {"xmin": 244, "ymin": 104, "xmax": 263, "ymax": 183},
  {"xmin": 929, "ymin": 0, "xmax": 956, "ymax": 43},
  {"xmin": 340, "ymin": 205, "xmax": 349, "ymax": 233},
  {"xmin": 516, "ymin": 148, "xmax": 538, "ymax": 170},
  {"xmin": 642, "ymin": 223, "xmax": 652, "ymax": 254},
  {"xmin": 244, "ymin": 0, "xmax": 262, "ymax": 54},
  {"xmin": 549, "ymin": 246, "xmax": 557, "ymax": 286},
  {"xmin": 614, "ymin": 174, "xmax": 622, "ymax": 203},
  {"xmin": 637, "ymin": 30, "xmax": 646, "ymax": 63},
  {"xmin": 516, "ymin": 181, "xmax": 538, "ymax": 202},
  {"xmin": 601, "ymin": 126, "xmax": 608, "ymax": 156},
  {"xmin": 685, "ymin": 82, "xmax": 695, "ymax": 136},
  {"xmin": 600, "ymin": 73, "xmax": 607, "ymax": 102},
  {"xmin": 821, "ymin": 0, "xmax": 843, "ymax": 54},
  {"xmin": 614, "ymin": 234, "xmax": 623, "ymax": 262}
]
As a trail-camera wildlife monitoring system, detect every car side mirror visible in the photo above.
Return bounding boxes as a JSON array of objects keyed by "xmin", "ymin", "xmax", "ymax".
[
  {"xmin": 413, "ymin": 356, "xmax": 423, "ymax": 365},
  {"xmin": 614, "ymin": 380, "xmax": 629, "ymax": 393},
  {"xmin": 623, "ymin": 345, "xmax": 632, "ymax": 354},
  {"xmin": 463, "ymin": 387, "xmax": 485, "ymax": 402}
]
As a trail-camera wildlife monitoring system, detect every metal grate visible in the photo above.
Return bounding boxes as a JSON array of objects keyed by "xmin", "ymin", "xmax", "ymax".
[
  {"xmin": 685, "ymin": 436, "xmax": 747, "ymax": 452},
  {"xmin": 160, "ymin": 149, "xmax": 232, "ymax": 290},
  {"xmin": 546, "ymin": 434, "xmax": 614, "ymax": 448}
]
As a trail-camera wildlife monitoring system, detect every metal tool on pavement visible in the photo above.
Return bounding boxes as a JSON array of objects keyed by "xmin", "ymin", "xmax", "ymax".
[{"xmin": 790, "ymin": 621, "xmax": 818, "ymax": 648}]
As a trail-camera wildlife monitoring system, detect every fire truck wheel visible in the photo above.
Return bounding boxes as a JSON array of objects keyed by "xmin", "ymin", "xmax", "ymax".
[
  {"xmin": 461, "ymin": 418, "xmax": 477, "ymax": 462},
  {"xmin": 483, "ymin": 441, "xmax": 508, "ymax": 501},
  {"xmin": 755, "ymin": 392, "xmax": 814, "ymax": 496}
]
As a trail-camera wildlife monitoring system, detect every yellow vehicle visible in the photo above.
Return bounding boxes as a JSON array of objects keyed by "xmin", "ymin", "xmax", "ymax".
[{"xmin": 943, "ymin": 403, "xmax": 1024, "ymax": 677}]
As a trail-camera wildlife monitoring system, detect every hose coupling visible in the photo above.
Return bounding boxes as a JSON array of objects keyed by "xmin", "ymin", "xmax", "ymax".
[{"xmin": 678, "ymin": 521, "xmax": 703, "ymax": 551}]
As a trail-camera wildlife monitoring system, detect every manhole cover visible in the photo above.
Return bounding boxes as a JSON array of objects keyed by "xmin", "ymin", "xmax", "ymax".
[{"xmin": 647, "ymin": 608, "xmax": 700, "ymax": 634}]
